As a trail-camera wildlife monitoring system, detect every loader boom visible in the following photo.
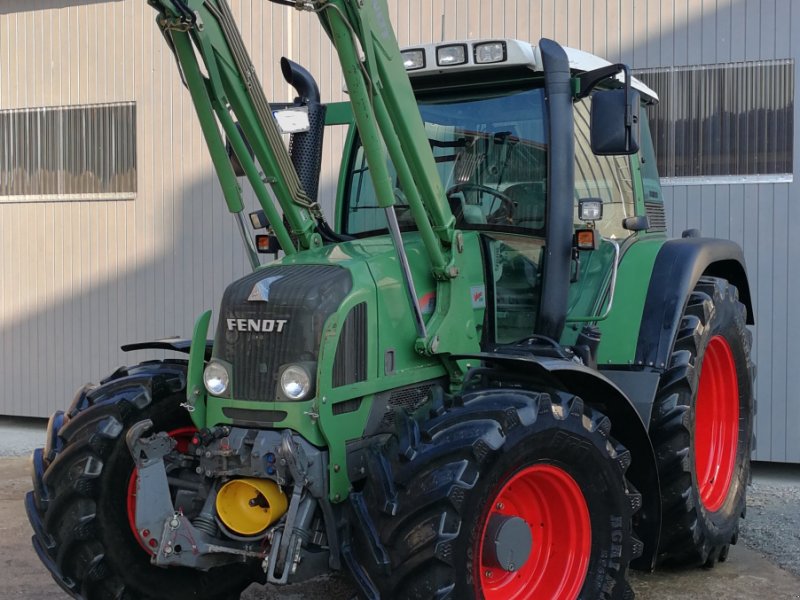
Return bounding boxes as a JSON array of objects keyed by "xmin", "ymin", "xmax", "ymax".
[{"xmin": 148, "ymin": 0, "xmax": 474, "ymax": 359}]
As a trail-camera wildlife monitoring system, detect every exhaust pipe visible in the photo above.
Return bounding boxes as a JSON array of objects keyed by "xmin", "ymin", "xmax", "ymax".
[
  {"xmin": 281, "ymin": 57, "xmax": 321, "ymax": 104},
  {"xmin": 215, "ymin": 478, "xmax": 288, "ymax": 536},
  {"xmin": 280, "ymin": 58, "xmax": 326, "ymax": 204},
  {"xmin": 281, "ymin": 58, "xmax": 352, "ymax": 243}
]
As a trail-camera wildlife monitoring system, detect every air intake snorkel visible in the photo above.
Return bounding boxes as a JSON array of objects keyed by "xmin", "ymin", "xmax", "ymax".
[
  {"xmin": 281, "ymin": 58, "xmax": 350, "ymax": 243},
  {"xmin": 281, "ymin": 58, "xmax": 325, "ymax": 203}
]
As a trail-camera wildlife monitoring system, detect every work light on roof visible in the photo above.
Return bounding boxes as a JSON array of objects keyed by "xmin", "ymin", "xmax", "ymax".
[
  {"xmin": 474, "ymin": 41, "xmax": 507, "ymax": 64},
  {"xmin": 437, "ymin": 44, "xmax": 467, "ymax": 67},
  {"xmin": 402, "ymin": 49, "xmax": 426, "ymax": 71}
]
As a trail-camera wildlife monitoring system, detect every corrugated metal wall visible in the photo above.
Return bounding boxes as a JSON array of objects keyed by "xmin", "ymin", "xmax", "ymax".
[{"xmin": 0, "ymin": 1, "xmax": 796, "ymax": 462}]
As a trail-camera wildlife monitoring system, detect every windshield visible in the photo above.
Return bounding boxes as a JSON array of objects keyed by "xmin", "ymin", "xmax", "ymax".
[
  {"xmin": 342, "ymin": 87, "xmax": 637, "ymax": 243},
  {"xmin": 343, "ymin": 87, "xmax": 548, "ymax": 236}
]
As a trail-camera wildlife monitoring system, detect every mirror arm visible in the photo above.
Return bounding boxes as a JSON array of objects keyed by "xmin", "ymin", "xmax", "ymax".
[
  {"xmin": 579, "ymin": 63, "xmax": 637, "ymax": 153},
  {"xmin": 576, "ymin": 63, "xmax": 630, "ymax": 99}
]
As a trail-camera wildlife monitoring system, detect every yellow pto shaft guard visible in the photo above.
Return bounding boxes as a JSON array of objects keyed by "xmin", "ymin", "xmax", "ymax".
[{"xmin": 215, "ymin": 478, "xmax": 288, "ymax": 536}]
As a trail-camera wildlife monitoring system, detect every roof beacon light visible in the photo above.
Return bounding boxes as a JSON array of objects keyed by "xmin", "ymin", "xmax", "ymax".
[
  {"xmin": 402, "ymin": 49, "xmax": 425, "ymax": 71},
  {"xmin": 437, "ymin": 44, "xmax": 467, "ymax": 67},
  {"xmin": 474, "ymin": 42, "xmax": 507, "ymax": 64}
]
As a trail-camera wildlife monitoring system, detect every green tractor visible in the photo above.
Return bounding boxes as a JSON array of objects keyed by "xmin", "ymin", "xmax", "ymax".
[{"xmin": 27, "ymin": 1, "xmax": 755, "ymax": 599}]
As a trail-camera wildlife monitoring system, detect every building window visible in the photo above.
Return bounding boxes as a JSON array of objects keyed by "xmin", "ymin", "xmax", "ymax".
[
  {"xmin": 0, "ymin": 101, "xmax": 136, "ymax": 202},
  {"xmin": 635, "ymin": 60, "xmax": 794, "ymax": 180}
]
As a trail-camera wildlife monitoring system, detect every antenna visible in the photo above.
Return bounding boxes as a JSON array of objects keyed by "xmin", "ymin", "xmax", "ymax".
[{"xmin": 441, "ymin": 13, "xmax": 445, "ymax": 42}]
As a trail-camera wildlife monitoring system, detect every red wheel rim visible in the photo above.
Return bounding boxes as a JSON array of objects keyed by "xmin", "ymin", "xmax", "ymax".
[
  {"xmin": 478, "ymin": 464, "xmax": 591, "ymax": 600},
  {"xmin": 126, "ymin": 426, "xmax": 196, "ymax": 554},
  {"xmin": 694, "ymin": 335, "xmax": 740, "ymax": 512}
]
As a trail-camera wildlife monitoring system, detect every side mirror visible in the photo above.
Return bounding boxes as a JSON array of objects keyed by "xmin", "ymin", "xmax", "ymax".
[{"xmin": 590, "ymin": 88, "xmax": 640, "ymax": 155}]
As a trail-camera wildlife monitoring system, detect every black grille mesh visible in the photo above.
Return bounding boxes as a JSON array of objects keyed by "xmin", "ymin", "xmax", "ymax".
[
  {"xmin": 645, "ymin": 201, "xmax": 667, "ymax": 232},
  {"xmin": 388, "ymin": 384, "xmax": 434, "ymax": 412},
  {"xmin": 289, "ymin": 102, "xmax": 326, "ymax": 202},
  {"xmin": 332, "ymin": 302, "xmax": 368, "ymax": 388},
  {"xmin": 214, "ymin": 265, "xmax": 351, "ymax": 402}
]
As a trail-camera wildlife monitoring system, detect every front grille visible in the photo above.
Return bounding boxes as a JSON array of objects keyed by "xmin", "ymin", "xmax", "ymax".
[
  {"xmin": 214, "ymin": 265, "xmax": 352, "ymax": 401},
  {"xmin": 389, "ymin": 384, "xmax": 434, "ymax": 412},
  {"xmin": 222, "ymin": 408, "xmax": 288, "ymax": 427},
  {"xmin": 332, "ymin": 398, "xmax": 363, "ymax": 415},
  {"xmin": 332, "ymin": 302, "xmax": 368, "ymax": 388}
]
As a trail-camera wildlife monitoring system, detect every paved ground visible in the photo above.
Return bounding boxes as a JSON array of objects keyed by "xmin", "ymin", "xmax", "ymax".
[{"xmin": 4, "ymin": 417, "xmax": 800, "ymax": 599}]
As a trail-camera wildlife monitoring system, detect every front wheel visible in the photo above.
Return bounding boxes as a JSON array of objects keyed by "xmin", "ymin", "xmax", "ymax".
[
  {"xmin": 354, "ymin": 389, "xmax": 641, "ymax": 600},
  {"xmin": 27, "ymin": 360, "xmax": 259, "ymax": 599}
]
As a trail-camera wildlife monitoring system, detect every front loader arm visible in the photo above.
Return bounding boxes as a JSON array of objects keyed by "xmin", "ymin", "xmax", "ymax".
[
  {"xmin": 316, "ymin": 1, "xmax": 455, "ymax": 272},
  {"xmin": 148, "ymin": 0, "xmax": 323, "ymax": 255},
  {"xmin": 315, "ymin": 0, "xmax": 479, "ymax": 358},
  {"xmin": 151, "ymin": 0, "xmax": 477, "ymax": 360}
]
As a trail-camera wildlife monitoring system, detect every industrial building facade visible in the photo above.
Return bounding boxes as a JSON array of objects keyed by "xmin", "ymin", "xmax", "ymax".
[{"xmin": 0, "ymin": 0, "xmax": 797, "ymax": 463}]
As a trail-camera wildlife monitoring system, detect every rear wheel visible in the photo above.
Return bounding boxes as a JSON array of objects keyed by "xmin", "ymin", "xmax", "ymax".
[
  {"xmin": 651, "ymin": 277, "xmax": 754, "ymax": 566},
  {"xmin": 353, "ymin": 389, "xmax": 641, "ymax": 599}
]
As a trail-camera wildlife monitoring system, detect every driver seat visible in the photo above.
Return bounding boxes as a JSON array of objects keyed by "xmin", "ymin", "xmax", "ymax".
[{"xmin": 503, "ymin": 182, "xmax": 546, "ymax": 228}]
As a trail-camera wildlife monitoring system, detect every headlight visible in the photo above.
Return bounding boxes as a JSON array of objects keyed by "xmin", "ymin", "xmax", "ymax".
[
  {"xmin": 279, "ymin": 364, "xmax": 313, "ymax": 401},
  {"xmin": 437, "ymin": 44, "xmax": 467, "ymax": 67},
  {"xmin": 203, "ymin": 361, "xmax": 230, "ymax": 396},
  {"xmin": 474, "ymin": 41, "xmax": 507, "ymax": 64},
  {"xmin": 578, "ymin": 198, "xmax": 603, "ymax": 222},
  {"xmin": 402, "ymin": 48, "xmax": 426, "ymax": 71}
]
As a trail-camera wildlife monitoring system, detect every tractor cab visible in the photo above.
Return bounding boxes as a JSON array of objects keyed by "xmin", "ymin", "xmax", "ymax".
[{"xmin": 339, "ymin": 39, "xmax": 661, "ymax": 348}]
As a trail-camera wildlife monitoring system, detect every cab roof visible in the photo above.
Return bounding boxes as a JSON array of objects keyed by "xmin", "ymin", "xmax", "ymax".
[{"xmin": 401, "ymin": 39, "xmax": 659, "ymax": 103}]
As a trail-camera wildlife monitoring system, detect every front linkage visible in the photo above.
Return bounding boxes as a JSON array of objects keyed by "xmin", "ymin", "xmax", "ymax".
[{"xmin": 127, "ymin": 418, "xmax": 338, "ymax": 583}]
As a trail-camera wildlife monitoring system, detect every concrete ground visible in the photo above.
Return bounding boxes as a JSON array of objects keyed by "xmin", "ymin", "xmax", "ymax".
[{"xmin": 3, "ymin": 417, "xmax": 800, "ymax": 599}]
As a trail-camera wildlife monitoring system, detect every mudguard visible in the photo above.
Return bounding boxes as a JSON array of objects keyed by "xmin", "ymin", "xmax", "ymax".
[
  {"xmin": 121, "ymin": 337, "xmax": 214, "ymax": 360},
  {"xmin": 635, "ymin": 237, "xmax": 753, "ymax": 371},
  {"xmin": 454, "ymin": 352, "xmax": 661, "ymax": 570}
]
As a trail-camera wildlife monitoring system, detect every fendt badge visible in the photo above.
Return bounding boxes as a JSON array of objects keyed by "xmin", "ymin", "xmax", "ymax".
[{"xmin": 227, "ymin": 318, "xmax": 288, "ymax": 333}]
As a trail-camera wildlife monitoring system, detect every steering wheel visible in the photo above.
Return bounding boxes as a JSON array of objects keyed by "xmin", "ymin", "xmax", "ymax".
[{"xmin": 445, "ymin": 182, "xmax": 515, "ymax": 225}]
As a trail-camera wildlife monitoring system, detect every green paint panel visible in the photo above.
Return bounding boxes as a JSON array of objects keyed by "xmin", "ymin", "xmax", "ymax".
[
  {"xmin": 194, "ymin": 231, "xmax": 485, "ymax": 500},
  {"xmin": 325, "ymin": 101, "xmax": 354, "ymax": 126},
  {"xmin": 595, "ymin": 238, "xmax": 664, "ymax": 365},
  {"xmin": 186, "ymin": 310, "xmax": 212, "ymax": 430}
]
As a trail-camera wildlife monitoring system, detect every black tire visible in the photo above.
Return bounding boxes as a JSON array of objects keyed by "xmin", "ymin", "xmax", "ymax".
[
  {"xmin": 651, "ymin": 276, "xmax": 755, "ymax": 566},
  {"xmin": 352, "ymin": 389, "xmax": 641, "ymax": 600},
  {"xmin": 27, "ymin": 360, "xmax": 258, "ymax": 600}
]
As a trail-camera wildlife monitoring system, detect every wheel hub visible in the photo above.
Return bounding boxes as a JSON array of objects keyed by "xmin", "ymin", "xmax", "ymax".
[{"xmin": 482, "ymin": 514, "xmax": 533, "ymax": 572}]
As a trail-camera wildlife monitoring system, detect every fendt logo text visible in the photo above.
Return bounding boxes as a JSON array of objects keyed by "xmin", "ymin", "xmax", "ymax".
[{"xmin": 226, "ymin": 318, "xmax": 288, "ymax": 333}]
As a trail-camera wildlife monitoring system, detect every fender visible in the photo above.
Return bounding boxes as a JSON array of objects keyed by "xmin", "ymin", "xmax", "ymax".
[
  {"xmin": 455, "ymin": 352, "xmax": 661, "ymax": 570},
  {"xmin": 121, "ymin": 337, "xmax": 214, "ymax": 360},
  {"xmin": 635, "ymin": 237, "xmax": 754, "ymax": 371}
]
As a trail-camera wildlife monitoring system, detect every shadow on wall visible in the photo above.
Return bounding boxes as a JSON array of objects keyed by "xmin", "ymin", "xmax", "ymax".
[
  {"xmin": 0, "ymin": 0, "xmax": 121, "ymax": 15},
  {"xmin": 0, "ymin": 173, "xmax": 256, "ymax": 418}
]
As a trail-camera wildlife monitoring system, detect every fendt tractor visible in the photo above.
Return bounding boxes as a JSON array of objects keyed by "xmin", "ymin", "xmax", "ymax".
[{"xmin": 26, "ymin": 1, "xmax": 755, "ymax": 599}]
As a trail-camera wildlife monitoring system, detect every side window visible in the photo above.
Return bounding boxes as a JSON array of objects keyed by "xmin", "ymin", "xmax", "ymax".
[
  {"xmin": 484, "ymin": 234, "xmax": 545, "ymax": 344},
  {"xmin": 345, "ymin": 145, "xmax": 409, "ymax": 235},
  {"xmin": 573, "ymin": 98, "xmax": 635, "ymax": 240},
  {"xmin": 639, "ymin": 110, "xmax": 663, "ymax": 203},
  {"xmin": 346, "ymin": 146, "xmax": 383, "ymax": 234}
]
